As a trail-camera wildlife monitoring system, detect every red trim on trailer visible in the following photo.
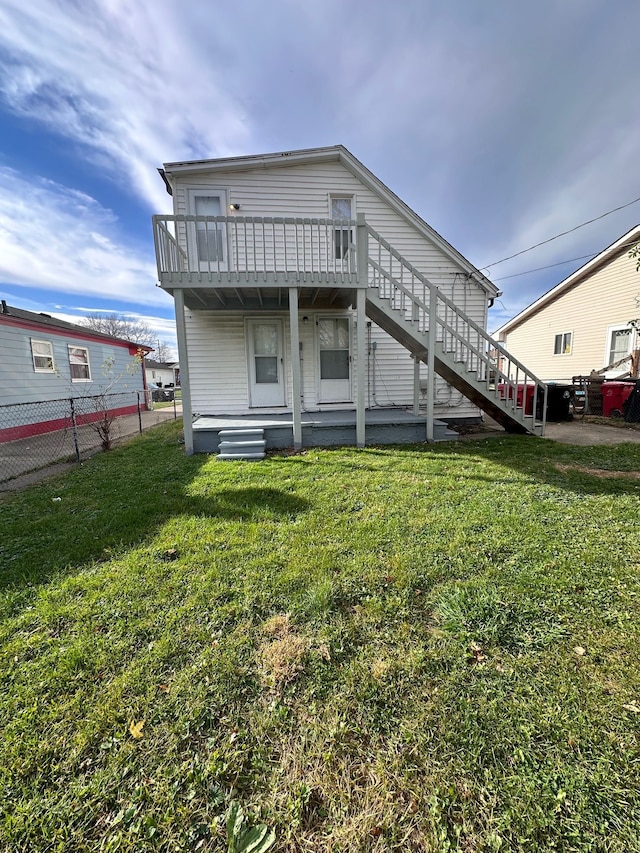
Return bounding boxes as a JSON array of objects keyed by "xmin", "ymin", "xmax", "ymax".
[{"xmin": 0, "ymin": 405, "xmax": 139, "ymax": 443}]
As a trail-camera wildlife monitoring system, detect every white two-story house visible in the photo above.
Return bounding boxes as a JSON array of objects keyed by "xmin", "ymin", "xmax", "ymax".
[{"xmin": 152, "ymin": 145, "xmax": 544, "ymax": 456}]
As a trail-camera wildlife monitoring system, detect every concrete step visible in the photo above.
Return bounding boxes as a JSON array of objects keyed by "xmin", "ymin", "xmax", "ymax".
[
  {"xmin": 218, "ymin": 439, "xmax": 266, "ymax": 450},
  {"xmin": 217, "ymin": 427, "xmax": 266, "ymax": 461},
  {"xmin": 432, "ymin": 419, "xmax": 459, "ymax": 441},
  {"xmin": 217, "ymin": 451, "xmax": 266, "ymax": 461},
  {"xmin": 218, "ymin": 428, "xmax": 265, "ymax": 439}
]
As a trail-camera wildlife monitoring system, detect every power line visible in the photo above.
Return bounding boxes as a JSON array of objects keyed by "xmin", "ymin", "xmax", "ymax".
[
  {"xmin": 492, "ymin": 237, "xmax": 640, "ymax": 282},
  {"xmin": 492, "ymin": 253, "xmax": 597, "ymax": 281},
  {"xmin": 480, "ymin": 194, "xmax": 640, "ymax": 271}
]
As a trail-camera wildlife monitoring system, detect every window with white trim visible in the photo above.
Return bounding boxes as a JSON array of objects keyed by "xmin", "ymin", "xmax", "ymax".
[
  {"xmin": 553, "ymin": 332, "xmax": 572, "ymax": 355},
  {"xmin": 607, "ymin": 326, "xmax": 633, "ymax": 367},
  {"xmin": 31, "ymin": 339, "xmax": 55, "ymax": 372},
  {"xmin": 68, "ymin": 345, "xmax": 91, "ymax": 381},
  {"xmin": 330, "ymin": 196, "xmax": 353, "ymax": 260}
]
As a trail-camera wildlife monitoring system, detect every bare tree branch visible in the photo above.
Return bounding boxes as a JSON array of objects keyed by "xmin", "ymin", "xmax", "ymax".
[{"xmin": 80, "ymin": 312, "xmax": 156, "ymax": 347}]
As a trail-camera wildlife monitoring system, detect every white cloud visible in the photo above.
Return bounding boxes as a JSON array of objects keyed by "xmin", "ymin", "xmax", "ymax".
[
  {"xmin": 1, "ymin": 0, "xmax": 640, "ymax": 333},
  {"xmin": 0, "ymin": 167, "xmax": 163, "ymax": 304},
  {"xmin": 0, "ymin": 0, "xmax": 251, "ymax": 212}
]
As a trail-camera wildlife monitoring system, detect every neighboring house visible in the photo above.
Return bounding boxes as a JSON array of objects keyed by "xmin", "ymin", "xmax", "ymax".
[
  {"xmin": 152, "ymin": 145, "xmax": 544, "ymax": 454},
  {"xmin": 0, "ymin": 301, "xmax": 151, "ymax": 441},
  {"xmin": 494, "ymin": 226, "xmax": 640, "ymax": 383},
  {"xmin": 145, "ymin": 358, "xmax": 179, "ymax": 387}
]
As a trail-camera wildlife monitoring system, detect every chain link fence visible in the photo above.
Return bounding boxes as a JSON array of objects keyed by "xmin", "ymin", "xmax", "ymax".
[{"xmin": 0, "ymin": 390, "xmax": 179, "ymax": 485}]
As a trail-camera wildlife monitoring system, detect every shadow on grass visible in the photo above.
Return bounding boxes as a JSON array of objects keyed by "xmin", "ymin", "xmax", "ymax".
[
  {"xmin": 285, "ymin": 435, "xmax": 640, "ymax": 498},
  {"xmin": 183, "ymin": 487, "xmax": 308, "ymax": 520},
  {"xmin": 0, "ymin": 426, "xmax": 309, "ymax": 598}
]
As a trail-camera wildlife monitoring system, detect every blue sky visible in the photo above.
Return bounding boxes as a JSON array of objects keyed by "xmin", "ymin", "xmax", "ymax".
[{"xmin": 1, "ymin": 0, "xmax": 639, "ymax": 351}]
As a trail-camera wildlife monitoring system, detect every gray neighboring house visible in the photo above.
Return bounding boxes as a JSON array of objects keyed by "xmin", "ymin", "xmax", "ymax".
[{"xmin": 0, "ymin": 300, "xmax": 151, "ymax": 441}]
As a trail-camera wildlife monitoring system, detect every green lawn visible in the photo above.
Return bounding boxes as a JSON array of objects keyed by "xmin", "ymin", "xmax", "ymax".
[{"xmin": 1, "ymin": 422, "xmax": 640, "ymax": 852}]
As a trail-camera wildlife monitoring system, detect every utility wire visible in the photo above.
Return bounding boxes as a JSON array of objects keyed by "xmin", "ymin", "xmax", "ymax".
[
  {"xmin": 480, "ymin": 195, "xmax": 640, "ymax": 271},
  {"xmin": 492, "ymin": 253, "xmax": 597, "ymax": 281},
  {"xmin": 492, "ymin": 238, "xmax": 640, "ymax": 282}
]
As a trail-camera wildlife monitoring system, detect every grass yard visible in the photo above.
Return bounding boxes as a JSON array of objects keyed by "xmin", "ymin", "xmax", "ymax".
[{"xmin": 1, "ymin": 421, "xmax": 640, "ymax": 852}]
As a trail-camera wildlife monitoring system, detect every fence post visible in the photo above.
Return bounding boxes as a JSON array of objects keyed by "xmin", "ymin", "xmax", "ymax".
[
  {"xmin": 69, "ymin": 398, "xmax": 81, "ymax": 462},
  {"xmin": 173, "ymin": 396, "xmax": 177, "ymax": 419},
  {"xmin": 137, "ymin": 391, "xmax": 143, "ymax": 434}
]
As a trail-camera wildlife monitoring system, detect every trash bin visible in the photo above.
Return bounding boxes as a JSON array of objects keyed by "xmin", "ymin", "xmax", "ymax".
[
  {"xmin": 498, "ymin": 383, "xmax": 543, "ymax": 417},
  {"xmin": 602, "ymin": 381, "xmax": 635, "ymax": 418},
  {"xmin": 545, "ymin": 383, "xmax": 573, "ymax": 421},
  {"xmin": 623, "ymin": 380, "xmax": 640, "ymax": 423}
]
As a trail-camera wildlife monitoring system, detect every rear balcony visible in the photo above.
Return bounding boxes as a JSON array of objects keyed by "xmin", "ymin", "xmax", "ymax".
[{"xmin": 152, "ymin": 215, "xmax": 359, "ymax": 310}]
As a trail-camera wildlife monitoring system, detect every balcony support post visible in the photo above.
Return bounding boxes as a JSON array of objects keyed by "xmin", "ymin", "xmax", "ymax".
[
  {"xmin": 426, "ymin": 285, "xmax": 437, "ymax": 443},
  {"xmin": 356, "ymin": 285, "xmax": 366, "ymax": 448},
  {"xmin": 174, "ymin": 288, "xmax": 194, "ymax": 454},
  {"xmin": 289, "ymin": 287, "xmax": 302, "ymax": 450}
]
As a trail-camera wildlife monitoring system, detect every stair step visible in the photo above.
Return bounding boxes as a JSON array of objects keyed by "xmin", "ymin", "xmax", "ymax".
[
  {"xmin": 217, "ymin": 452, "xmax": 266, "ymax": 461},
  {"xmin": 219, "ymin": 439, "xmax": 266, "ymax": 449},
  {"xmin": 217, "ymin": 427, "xmax": 266, "ymax": 460}
]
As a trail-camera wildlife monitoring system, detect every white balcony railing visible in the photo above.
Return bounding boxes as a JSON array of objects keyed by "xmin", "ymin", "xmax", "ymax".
[{"xmin": 152, "ymin": 215, "xmax": 357, "ymax": 282}]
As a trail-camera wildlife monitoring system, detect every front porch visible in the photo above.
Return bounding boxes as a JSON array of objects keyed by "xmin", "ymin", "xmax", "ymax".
[{"xmin": 192, "ymin": 408, "xmax": 459, "ymax": 454}]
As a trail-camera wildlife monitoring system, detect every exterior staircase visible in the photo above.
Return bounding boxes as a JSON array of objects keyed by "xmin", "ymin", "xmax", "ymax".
[
  {"xmin": 363, "ymin": 223, "xmax": 547, "ymax": 435},
  {"xmin": 153, "ymin": 212, "xmax": 547, "ymax": 437},
  {"xmin": 217, "ymin": 428, "xmax": 266, "ymax": 461}
]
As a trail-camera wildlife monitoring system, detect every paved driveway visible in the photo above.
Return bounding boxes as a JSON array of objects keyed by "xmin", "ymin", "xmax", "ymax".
[{"xmin": 543, "ymin": 419, "xmax": 640, "ymax": 445}]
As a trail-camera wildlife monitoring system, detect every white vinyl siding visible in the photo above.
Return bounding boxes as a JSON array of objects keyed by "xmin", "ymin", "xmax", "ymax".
[
  {"xmin": 175, "ymin": 159, "xmax": 487, "ymax": 420},
  {"xmin": 31, "ymin": 339, "xmax": 55, "ymax": 372},
  {"xmin": 173, "ymin": 161, "xmax": 487, "ymax": 327},
  {"xmin": 185, "ymin": 309, "xmax": 481, "ymax": 419},
  {"xmin": 498, "ymin": 250, "xmax": 638, "ymax": 382}
]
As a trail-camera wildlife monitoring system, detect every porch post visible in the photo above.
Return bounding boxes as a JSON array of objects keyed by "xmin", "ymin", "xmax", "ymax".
[
  {"xmin": 413, "ymin": 355, "xmax": 420, "ymax": 415},
  {"xmin": 289, "ymin": 287, "xmax": 302, "ymax": 450},
  {"xmin": 174, "ymin": 289, "xmax": 194, "ymax": 455},
  {"xmin": 356, "ymin": 285, "xmax": 366, "ymax": 447},
  {"xmin": 426, "ymin": 286, "xmax": 436, "ymax": 442}
]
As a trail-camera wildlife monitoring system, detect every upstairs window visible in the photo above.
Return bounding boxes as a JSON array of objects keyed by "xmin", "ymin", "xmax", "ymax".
[
  {"xmin": 608, "ymin": 327, "xmax": 632, "ymax": 366},
  {"xmin": 195, "ymin": 195, "xmax": 224, "ymax": 263},
  {"xmin": 330, "ymin": 196, "xmax": 353, "ymax": 260},
  {"xmin": 31, "ymin": 339, "xmax": 55, "ymax": 372},
  {"xmin": 553, "ymin": 332, "xmax": 572, "ymax": 355},
  {"xmin": 68, "ymin": 345, "xmax": 91, "ymax": 381}
]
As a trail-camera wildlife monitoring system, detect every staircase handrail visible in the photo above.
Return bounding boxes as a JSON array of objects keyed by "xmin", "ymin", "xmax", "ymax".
[
  {"xmin": 368, "ymin": 258, "xmax": 496, "ymax": 370},
  {"xmin": 365, "ymin": 223, "xmax": 548, "ymax": 391}
]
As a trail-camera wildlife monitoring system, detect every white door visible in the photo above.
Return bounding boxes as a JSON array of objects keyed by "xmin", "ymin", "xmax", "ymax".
[
  {"xmin": 318, "ymin": 316, "xmax": 351, "ymax": 403},
  {"xmin": 189, "ymin": 192, "xmax": 227, "ymax": 271},
  {"xmin": 247, "ymin": 319, "xmax": 286, "ymax": 407}
]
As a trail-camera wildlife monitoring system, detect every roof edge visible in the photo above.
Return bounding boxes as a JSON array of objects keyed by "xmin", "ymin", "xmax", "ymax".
[
  {"xmin": 161, "ymin": 145, "xmax": 497, "ymax": 295},
  {"xmin": 494, "ymin": 224, "xmax": 640, "ymax": 337}
]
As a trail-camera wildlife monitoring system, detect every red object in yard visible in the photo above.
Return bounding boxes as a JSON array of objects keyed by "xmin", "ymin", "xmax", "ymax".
[
  {"xmin": 601, "ymin": 381, "xmax": 635, "ymax": 418},
  {"xmin": 498, "ymin": 382, "xmax": 536, "ymax": 415}
]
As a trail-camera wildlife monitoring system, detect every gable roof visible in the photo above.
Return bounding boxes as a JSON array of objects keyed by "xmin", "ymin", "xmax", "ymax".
[
  {"xmin": 145, "ymin": 358, "xmax": 178, "ymax": 369},
  {"xmin": 494, "ymin": 224, "xmax": 640, "ymax": 337},
  {"xmin": 159, "ymin": 144, "xmax": 498, "ymax": 296},
  {"xmin": 0, "ymin": 300, "xmax": 152, "ymax": 351}
]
